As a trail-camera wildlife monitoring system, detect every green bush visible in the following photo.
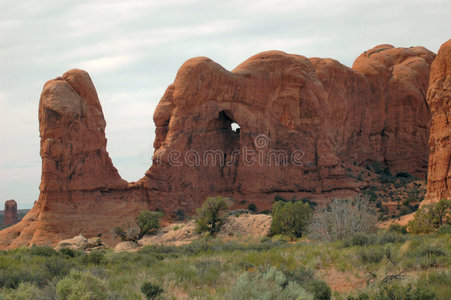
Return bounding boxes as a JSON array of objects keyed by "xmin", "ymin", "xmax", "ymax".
[
  {"xmin": 1, "ymin": 282, "xmax": 40, "ymax": 300},
  {"xmin": 408, "ymin": 199, "xmax": 451, "ymax": 233},
  {"xmin": 343, "ymin": 231, "xmax": 407, "ymax": 248},
  {"xmin": 247, "ymin": 203, "xmax": 257, "ymax": 212},
  {"xmin": 348, "ymin": 232, "xmax": 373, "ymax": 246},
  {"xmin": 306, "ymin": 280, "xmax": 332, "ymax": 300},
  {"xmin": 79, "ymin": 250, "xmax": 105, "ymax": 265},
  {"xmin": 114, "ymin": 210, "xmax": 164, "ymax": 242},
  {"xmin": 358, "ymin": 247, "xmax": 385, "ymax": 264},
  {"xmin": 410, "ymin": 245, "xmax": 447, "ymax": 268},
  {"xmin": 226, "ymin": 267, "xmax": 313, "ymax": 300},
  {"xmin": 283, "ymin": 265, "xmax": 331, "ymax": 299},
  {"xmin": 399, "ymin": 205, "xmax": 413, "ymax": 216},
  {"xmin": 195, "ymin": 196, "xmax": 230, "ymax": 236},
  {"xmin": 58, "ymin": 247, "xmax": 81, "ymax": 258},
  {"xmin": 388, "ymin": 224, "xmax": 408, "ymax": 234},
  {"xmin": 269, "ymin": 200, "xmax": 312, "ymax": 238},
  {"xmin": 376, "ymin": 280, "xmax": 436, "ymax": 300},
  {"xmin": 137, "ymin": 211, "xmax": 164, "ymax": 237},
  {"xmin": 56, "ymin": 269, "xmax": 108, "ymax": 300},
  {"xmin": 435, "ymin": 224, "xmax": 451, "ymax": 235},
  {"xmin": 141, "ymin": 282, "xmax": 164, "ymax": 299},
  {"xmin": 28, "ymin": 245, "xmax": 58, "ymax": 257}
]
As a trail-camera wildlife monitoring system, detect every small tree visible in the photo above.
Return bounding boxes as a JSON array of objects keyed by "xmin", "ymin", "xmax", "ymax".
[
  {"xmin": 434, "ymin": 199, "xmax": 451, "ymax": 227},
  {"xmin": 408, "ymin": 199, "xmax": 451, "ymax": 233},
  {"xmin": 195, "ymin": 196, "xmax": 230, "ymax": 236},
  {"xmin": 269, "ymin": 201, "xmax": 312, "ymax": 238},
  {"xmin": 308, "ymin": 196, "xmax": 377, "ymax": 241},
  {"xmin": 114, "ymin": 210, "xmax": 164, "ymax": 243}
]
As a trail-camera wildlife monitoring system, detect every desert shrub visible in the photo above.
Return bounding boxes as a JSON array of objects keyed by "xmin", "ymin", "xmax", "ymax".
[
  {"xmin": 308, "ymin": 196, "xmax": 377, "ymax": 241},
  {"xmin": 269, "ymin": 200, "xmax": 312, "ymax": 238},
  {"xmin": 0, "ymin": 269, "xmax": 29, "ymax": 289},
  {"xmin": 408, "ymin": 206, "xmax": 435, "ymax": 234},
  {"xmin": 195, "ymin": 196, "xmax": 230, "ymax": 236},
  {"xmin": 283, "ymin": 266, "xmax": 331, "ymax": 300},
  {"xmin": 376, "ymin": 232, "xmax": 407, "ymax": 245},
  {"xmin": 359, "ymin": 246, "xmax": 385, "ymax": 264},
  {"xmin": 79, "ymin": 250, "xmax": 105, "ymax": 265},
  {"xmin": 141, "ymin": 282, "xmax": 164, "ymax": 299},
  {"xmin": 399, "ymin": 205, "xmax": 413, "ymax": 216},
  {"xmin": 56, "ymin": 269, "xmax": 108, "ymax": 300},
  {"xmin": 416, "ymin": 271, "xmax": 451, "ymax": 299},
  {"xmin": 28, "ymin": 245, "xmax": 58, "ymax": 257},
  {"xmin": 1, "ymin": 282, "xmax": 41, "ymax": 300},
  {"xmin": 410, "ymin": 245, "xmax": 447, "ymax": 268},
  {"xmin": 58, "ymin": 247, "xmax": 82, "ymax": 258},
  {"xmin": 396, "ymin": 172, "xmax": 411, "ymax": 178},
  {"xmin": 247, "ymin": 203, "xmax": 257, "ymax": 212},
  {"xmin": 434, "ymin": 199, "xmax": 451, "ymax": 227},
  {"xmin": 174, "ymin": 209, "xmax": 185, "ymax": 221},
  {"xmin": 273, "ymin": 195, "xmax": 317, "ymax": 208},
  {"xmin": 137, "ymin": 210, "xmax": 164, "ymax": 237},
  {"xmin": 344, "ymin": 232, "xmax": 374, "ymax": 247},
  {"xmin": 388, "ymin": 223, "xmax": 408, "ymax": 234},
  {"xmin": 226, "ymin": 267, "xmax": 313, "ymax": 300},
  {"xmin": 306, "ymin": 280, "xmax": 332, "ymax": 300},
  {"xmin": 350, "ymin": 275, "xmax": 443, "ymax": 300},
  {"xmin": 435, "ymin": 224, "xmax": 451, "ymax": 235},
  {"xmin": 44, "ymin": 256, "xmax": 72, "ymax": 278},
  {"xmin": 408, "ymin": 199, "xmax": 451, "ymax": 233},
  {"xmin": 114, "ymin": 210, "xmax": 164, "ymax": 242},
  {"xmin": 415, "ymin": 245, "xmax": 446, "ymax": 258},
  {"xmin": 283, "ymin": 266, "xmax": 315, "ymax": 283}
]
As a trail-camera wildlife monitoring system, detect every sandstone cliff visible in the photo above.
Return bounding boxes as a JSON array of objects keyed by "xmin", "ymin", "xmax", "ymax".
[
  {"xmin": 0, "ymin": 44, "xmax": 440, "ymax": 249},
  {"xmin": 425, "ymin": 39, "xmax": 451, "ymax": 203}
]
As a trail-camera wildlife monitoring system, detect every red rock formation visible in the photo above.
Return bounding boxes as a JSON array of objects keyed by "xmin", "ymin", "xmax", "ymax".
[
  {"xmin": 140, "ymin": 52, "xmax": 354, "ymax": 210},
  {"xmin": 352, "ymin": 45, "xmax": 435, "ymax": 177},
  {"xmin": 0, "ymin": 44, "xmax": 437, "ymax": 249},
  {"xmin": 425, "ymin": 40, "xmax": 451, "ymax": 203},
  {"xmin": 0, "ymin": 70, "xmax": 151, "ymax": 248},
  {"xmin": 4, "ymin": 200, "xmax": 17, "ymax": 226}
]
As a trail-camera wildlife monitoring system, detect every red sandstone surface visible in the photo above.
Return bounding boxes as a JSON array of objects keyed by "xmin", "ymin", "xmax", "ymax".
[{"xmin": 425, "ymin": 39, "xmax": 451, "ymax": 203}]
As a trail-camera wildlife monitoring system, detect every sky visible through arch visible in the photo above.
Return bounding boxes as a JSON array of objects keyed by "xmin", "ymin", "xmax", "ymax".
[{"xmin": 0, "ymin": 0, "xmax": 450, "ymax": 209}]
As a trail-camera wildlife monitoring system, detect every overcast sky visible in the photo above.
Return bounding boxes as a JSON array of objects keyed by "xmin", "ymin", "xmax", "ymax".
[{"xmin": 0, "ymin": 0, "xmax": 450, "ymax": 209}]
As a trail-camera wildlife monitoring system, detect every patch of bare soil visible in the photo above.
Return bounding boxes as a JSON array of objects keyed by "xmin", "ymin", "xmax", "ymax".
[{"xmin": 318, "ymin": 268, "xmax": 367, "ymax": 293}]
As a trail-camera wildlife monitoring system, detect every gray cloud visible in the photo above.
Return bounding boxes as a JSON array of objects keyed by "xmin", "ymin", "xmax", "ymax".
[{"xmin": 1, "ymin": 0, "xmax": 450, "ymax": 208}]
